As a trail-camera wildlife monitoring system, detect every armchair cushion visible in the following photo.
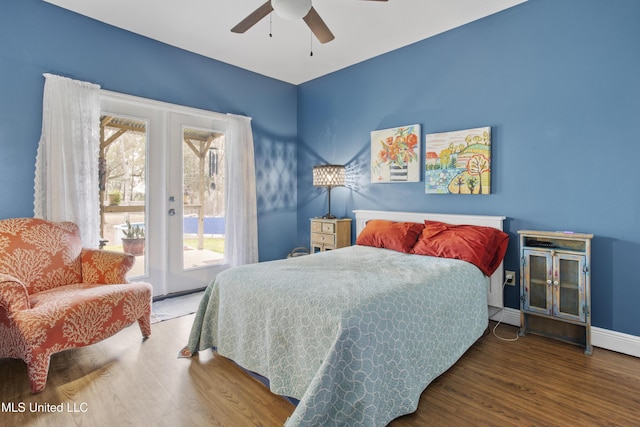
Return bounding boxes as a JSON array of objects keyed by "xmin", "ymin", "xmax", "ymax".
[
  {"xmin": 24, "ymin": 282, "xmax": 151, "ymax": 347},
  {"xmin": 0, "ymin": 218, "xmax": 152, "ymax": 393}
]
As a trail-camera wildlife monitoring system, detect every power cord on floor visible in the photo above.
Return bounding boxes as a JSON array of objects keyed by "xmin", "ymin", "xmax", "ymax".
[{"xmin": 491, "ymin": 276, "xmax": 519, "ymax": 342}]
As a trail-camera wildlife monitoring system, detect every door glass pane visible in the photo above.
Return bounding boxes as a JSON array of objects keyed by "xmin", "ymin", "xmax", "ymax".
[
  {"xmin": 182, "ymin": 127, "xmax": 225, "ymax": 270},
  {"xmin": 99, "ymin": 115, "xmax": 147, "ymax": 278},
  {"xmin": 529, "ymin": 254, "xmax": 548, "ymax": 309},
  {"xmin": 558, "ymin": 258, "xmax": 580, "ymax": 316}
]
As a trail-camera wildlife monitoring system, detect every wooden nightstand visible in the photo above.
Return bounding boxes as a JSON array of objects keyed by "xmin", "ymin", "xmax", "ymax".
[
  {"xmin": 518, "ymin": 230, "xmax": 593, "ymax": 354},
  {"xmin": 310, "ymin": 218, "xmax": 351, "ymax": 253}
]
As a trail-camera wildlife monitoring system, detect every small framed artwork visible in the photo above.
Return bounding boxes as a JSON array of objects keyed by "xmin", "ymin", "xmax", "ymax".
[
  {"xmin": 424, "ymin": 126, "xmax": 491, "ymax": 194},
  {"xmin": 371, "ymin": 124, "xmax": 421, "ymax": 183}
]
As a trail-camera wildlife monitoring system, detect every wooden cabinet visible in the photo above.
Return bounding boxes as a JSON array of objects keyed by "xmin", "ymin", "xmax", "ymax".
[
  {"xmin": 518, "ymin": 230, "xmax": 593, "ymax": 354},
  {"xmin": 310, "ymin": 218, "xmax": 351, "ymax": 253}
]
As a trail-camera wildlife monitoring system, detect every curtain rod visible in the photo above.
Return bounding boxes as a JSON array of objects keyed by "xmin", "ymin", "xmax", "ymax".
[{"xmin": 100, "ymin": 89, "xmax": 248, "ymax": 122}]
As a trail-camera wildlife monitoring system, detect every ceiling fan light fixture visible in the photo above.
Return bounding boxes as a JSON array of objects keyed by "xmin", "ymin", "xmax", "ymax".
[{"xmin": 271, "ymin": 0, "xmax": 312, "ymax": 21}]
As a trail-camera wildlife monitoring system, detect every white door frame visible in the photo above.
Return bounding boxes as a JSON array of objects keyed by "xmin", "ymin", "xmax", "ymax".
[{"xmin": 100, "ymin": 90, "xmax": 227, "ymax": 296}]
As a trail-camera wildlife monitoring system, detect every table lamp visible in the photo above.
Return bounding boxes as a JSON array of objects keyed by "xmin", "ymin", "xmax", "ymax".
[{"xmin": 313, "ymin": 164, "xmax": 345, "ymax": 219}]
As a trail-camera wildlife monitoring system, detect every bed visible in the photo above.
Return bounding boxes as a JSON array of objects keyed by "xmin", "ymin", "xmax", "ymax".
[{"xmin": 181, "ymin": 210, "xmax": 508, "ymax": 426}]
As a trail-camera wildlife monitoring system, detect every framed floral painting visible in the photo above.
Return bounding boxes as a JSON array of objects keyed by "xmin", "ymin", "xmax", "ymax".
[
  {"xmin": 424, "ymin": 126, "xmax": 491, "ymax": 194},
  {"xmin": 371, "ymin": 124, "xmax": 421, "ymax": 183}
]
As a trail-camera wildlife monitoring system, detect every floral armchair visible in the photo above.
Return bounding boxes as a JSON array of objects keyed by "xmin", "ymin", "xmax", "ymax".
[{"xmin": 0, "ymin": 218, "xmax": 152, "ymax": 393}]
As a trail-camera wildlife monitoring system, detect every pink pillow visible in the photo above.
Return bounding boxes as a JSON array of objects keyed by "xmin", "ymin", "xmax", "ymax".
[
  {"xmin": 411, "ymin": 220, "xmax": 509, "ymax": 276},
  {"xmin": 356, "ymin": 220, "xmax": 424, "ymax": 253}
]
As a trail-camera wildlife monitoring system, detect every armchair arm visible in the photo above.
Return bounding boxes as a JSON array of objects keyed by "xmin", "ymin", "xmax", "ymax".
[
  {"xmin": 0, "ymin": 273, "xmax": 30, "ymax": 313},
  {"xmin": 81, "ymin": 249, "xmax": 135, "ymax": 284}
]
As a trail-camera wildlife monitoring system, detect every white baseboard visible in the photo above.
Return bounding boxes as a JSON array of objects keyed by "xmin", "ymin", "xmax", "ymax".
[
  {"xmin": 489, "ymin": 307, "xmax": 521, "ymax": 326},
  {"xmin": 489, "ymin": 307, "xmax": 640, "ymax": 358},
  {"xmin": 591, "ymin": 327, "xmax": 640, "ymax": 358}
]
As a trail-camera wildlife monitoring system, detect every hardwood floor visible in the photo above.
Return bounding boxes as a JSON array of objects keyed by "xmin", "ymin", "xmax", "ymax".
[{"xmin": 1, "ymin": 316, "xmax": 639, "ymax": 426}]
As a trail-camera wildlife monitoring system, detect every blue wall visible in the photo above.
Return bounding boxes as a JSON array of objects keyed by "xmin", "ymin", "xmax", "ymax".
[
  {"xmin": 0, "ymin": 0, "xmax": 298, "ymax": 262},
  {"xmin": 297, "ymin": 0, "xmax": 640, "ymax": 336},
  {"xmin": 2, "ymin": 0, "xmax": 639, "ymax": 337}
]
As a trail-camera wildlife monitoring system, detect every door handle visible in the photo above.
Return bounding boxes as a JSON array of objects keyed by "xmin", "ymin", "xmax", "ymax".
[{"xmin": 168, "ymin": 208, "xmax": 176, "ymax": 216}]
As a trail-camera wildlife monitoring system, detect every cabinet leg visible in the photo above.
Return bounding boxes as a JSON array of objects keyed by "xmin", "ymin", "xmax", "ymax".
[{"xmin": 585, "ymin": 337, "xmax": 593, "ymax": 355}]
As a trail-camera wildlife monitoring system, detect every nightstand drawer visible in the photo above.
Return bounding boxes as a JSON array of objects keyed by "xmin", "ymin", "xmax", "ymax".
[
  {"xmin": 311, "ymin": 232, "xmax": 336, "ymax": 246},
  {"xmin": 321, "ymin": 223, "xmax": 335, "ymax": 233},
  {"xmin": 311, "ymin": 221, "xmax": 336, "ymax": 234}
]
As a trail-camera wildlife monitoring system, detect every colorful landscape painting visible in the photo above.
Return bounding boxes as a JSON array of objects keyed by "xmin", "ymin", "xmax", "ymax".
[
  {"xmin": 371, "ymin": 125, "xmax": 421, "ymax": 183},
  {"xmin": 425, "ymin": 127, "xmax": 491, "ymax": 194}
]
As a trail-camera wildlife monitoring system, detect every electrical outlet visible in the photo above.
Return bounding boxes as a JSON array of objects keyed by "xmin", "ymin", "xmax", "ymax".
[{"xmin": 505, "ymin": 270, "xmax": 516, "ymax": 286}]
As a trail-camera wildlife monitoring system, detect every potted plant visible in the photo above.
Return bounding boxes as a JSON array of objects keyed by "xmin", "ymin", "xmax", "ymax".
[
  {"xmin": 121, "ymin": 220, "xmax": 145, "ymax": 256},
  {"xmin": 108, "ymin": 191, "xmax": 121, "ymax": 206}
]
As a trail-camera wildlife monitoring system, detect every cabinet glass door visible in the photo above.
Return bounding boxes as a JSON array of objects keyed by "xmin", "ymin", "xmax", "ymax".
[
  {"xmin": 523, "ymin": 250, "xmax": 552, "ymax": 315},
  {"xmin": 554, "ymin": 254, "xmax": 586, "ymax": 321}
]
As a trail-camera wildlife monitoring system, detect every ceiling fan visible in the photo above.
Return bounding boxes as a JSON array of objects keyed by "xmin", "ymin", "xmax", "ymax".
[{"xmin": 231, "ymin": 0, "xmax": 388, "ymax": 44}]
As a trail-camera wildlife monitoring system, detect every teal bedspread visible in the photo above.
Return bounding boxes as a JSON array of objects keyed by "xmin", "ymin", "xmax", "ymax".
[{"xmin": 181, "ymin": 245, "xmax": 488, "ymax": 426}]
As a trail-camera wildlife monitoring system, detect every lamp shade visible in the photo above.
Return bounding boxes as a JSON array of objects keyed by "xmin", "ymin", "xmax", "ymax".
[{"xmin": 313, "ymin": 165, "xmax": 346, "ymax": 187}]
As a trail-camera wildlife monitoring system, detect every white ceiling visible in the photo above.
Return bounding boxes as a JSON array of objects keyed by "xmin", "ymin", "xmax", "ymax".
[{"xmin": 43, "ymin": 0, "xmax": 527, "ymax": 85}]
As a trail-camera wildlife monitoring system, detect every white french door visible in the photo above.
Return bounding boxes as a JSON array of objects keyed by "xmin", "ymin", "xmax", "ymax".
[
  {"xmin": 166, "ymin": 112, "xmax": 227, "ymax": 294},
  {"xmin": 101, "ymin": 91, "xmax": 227, "ymax": 296}
]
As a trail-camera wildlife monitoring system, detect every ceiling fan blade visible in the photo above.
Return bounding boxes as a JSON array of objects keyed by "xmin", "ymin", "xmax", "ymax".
[
  {"xmin": 303, "ymin": 7, "xmax": 335, "ymax": 44},
  {"xmin": 231, "ymin": 1, "xmax": 274, "ymax": 34}
]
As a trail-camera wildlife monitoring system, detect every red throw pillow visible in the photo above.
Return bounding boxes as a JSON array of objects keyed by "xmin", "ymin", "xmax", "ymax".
[
  {"xmin": 356, "ymin": 220, "xmax": 424, "ymax": 253},
  {"xmin": 411, "ymin": 220, "xmax": 509, "ymax": 276}
]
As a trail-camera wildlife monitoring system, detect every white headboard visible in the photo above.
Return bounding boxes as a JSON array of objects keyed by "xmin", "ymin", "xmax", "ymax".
[{"xmin": 353, "ymin": 210, "xmax": 507, "ymax": 315}]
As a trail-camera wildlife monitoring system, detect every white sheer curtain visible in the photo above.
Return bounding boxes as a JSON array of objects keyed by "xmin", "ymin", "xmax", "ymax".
[
  {"xmin": 33, "ymin": 74, "xmax": 101, "ymax": 247},
  {"xmin": 224, "ymin": 113, "xmax": 259, "ymax": 266}
]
